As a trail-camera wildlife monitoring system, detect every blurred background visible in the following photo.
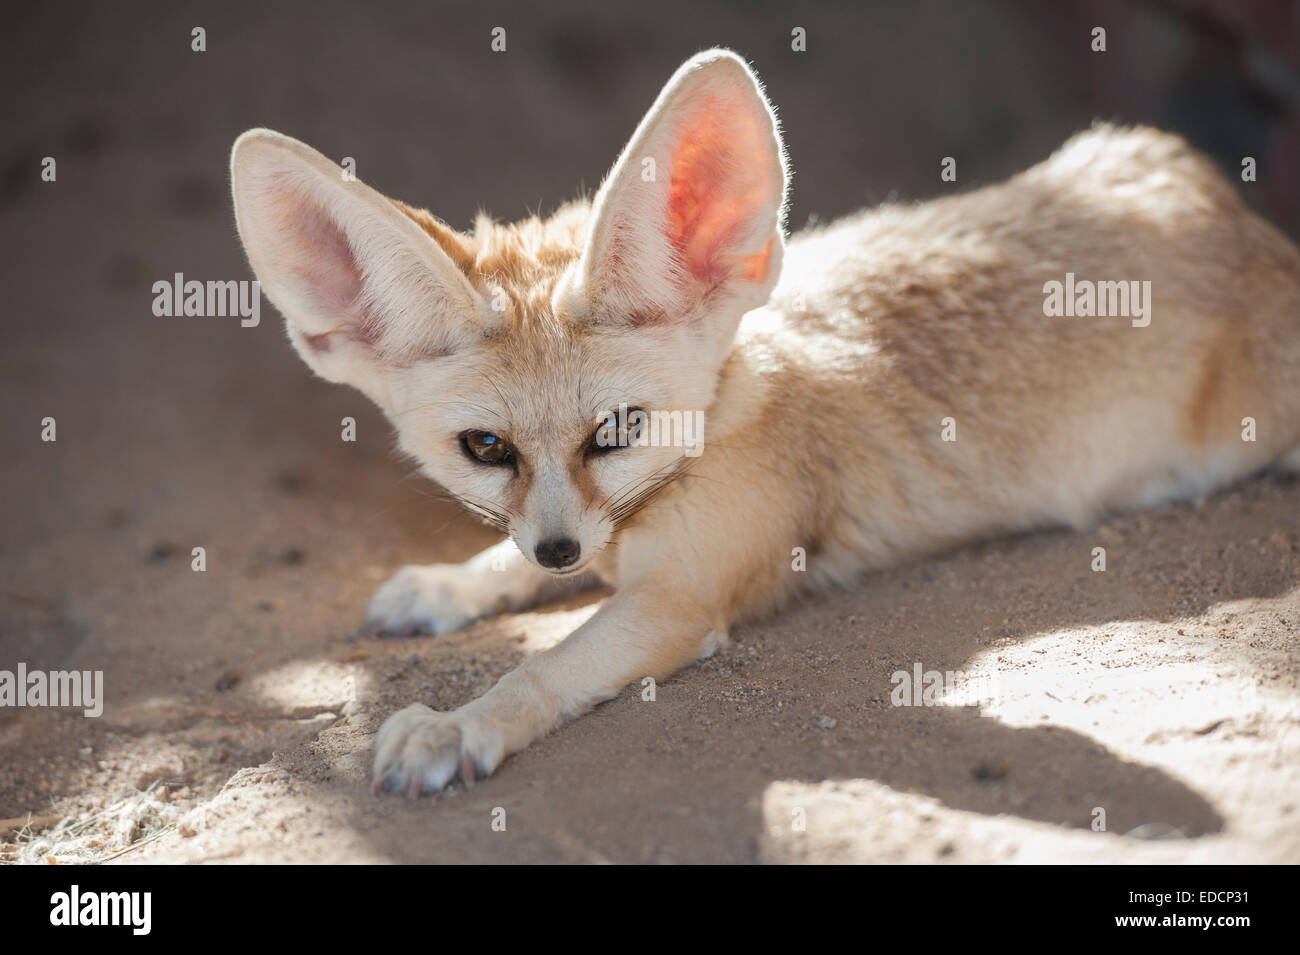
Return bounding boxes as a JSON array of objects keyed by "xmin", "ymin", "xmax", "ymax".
[
  {"xmin": 7, "ymin": 1, "xmax": 1300, "ymax": 233},
  {"xmin": 6, "ymin": 1, "xmax": 1300, "ymax": 243}
]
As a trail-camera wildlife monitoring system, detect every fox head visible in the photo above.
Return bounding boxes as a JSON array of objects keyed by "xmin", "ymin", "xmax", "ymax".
[{"xmin": 230, "ymin": 49, "xmax": 788, "ymax": 576}]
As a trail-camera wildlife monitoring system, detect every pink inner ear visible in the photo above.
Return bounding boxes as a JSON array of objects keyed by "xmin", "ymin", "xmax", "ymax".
[
  {"xmin": 666, "ymin": 93, "xmax": 773, "ymax": 287},
  {"xmin": 268, "ymin": 182, "xmax": 379, "ymax": 345}
]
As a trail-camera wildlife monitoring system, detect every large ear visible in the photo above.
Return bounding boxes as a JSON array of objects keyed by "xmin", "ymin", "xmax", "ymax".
[
  {"xmin": 230, "ymin": 129, "xmax": 488, "ymax": 407},
  {"xmin": 559, "ymin": 49, "xmax": 787, "ymax": 343}
]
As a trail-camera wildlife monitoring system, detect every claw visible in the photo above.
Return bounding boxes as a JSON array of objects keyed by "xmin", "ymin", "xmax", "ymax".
[
  {"xmin": 371, "ymin": 706, "xmax": 499, "ymax": 800},
  {"xmin": 373, "ymin": 767, "xmax": 401, "ymax": 794},
  {"xmin": 461, "ymin": 753, "xmax": 476, "ymax": 787}
]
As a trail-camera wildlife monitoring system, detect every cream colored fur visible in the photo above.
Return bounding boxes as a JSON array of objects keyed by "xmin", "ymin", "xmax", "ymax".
[{"xmin": 230, "ymin": 49, "xmax": 1300, "ymax": 797}]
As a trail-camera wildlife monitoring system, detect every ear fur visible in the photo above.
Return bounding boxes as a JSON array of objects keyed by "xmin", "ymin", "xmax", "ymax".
[
  {"xmin": 558, "ymin": 49, "xmax": 788, "ymax": 344},
  {"xmin": 230, "ymin": 129, "xmax": 489, "ymax": 406}
]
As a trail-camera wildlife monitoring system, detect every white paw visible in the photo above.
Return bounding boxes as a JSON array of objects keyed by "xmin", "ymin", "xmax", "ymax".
[
  {"xmin": 364, "ymin": 564, "xmax": 498, "ymax": 637},
  {"xmin": 371, "ymin": 703, "xmax": 505, "ymax": 797}
]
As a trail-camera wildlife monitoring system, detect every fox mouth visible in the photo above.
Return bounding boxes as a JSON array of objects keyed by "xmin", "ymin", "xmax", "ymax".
[{"xmin": 545, "ymin": 565, "xmax": 584, "ymax": 577}]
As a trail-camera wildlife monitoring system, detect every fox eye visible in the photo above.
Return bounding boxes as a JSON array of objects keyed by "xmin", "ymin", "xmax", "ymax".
[
  {"xmin": 588, "ymin": 407, "xmax": 646, "ymax": 455},
  {"xmin": 460, "ymin": 430, "xmax": 515, "ymax": 466}
]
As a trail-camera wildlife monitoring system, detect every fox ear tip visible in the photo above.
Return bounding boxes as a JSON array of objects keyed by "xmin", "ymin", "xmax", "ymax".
[
  {"xmin": 689, "ymin": 46, "xmax": 742, "ymax": 62},
  {"xmin": 676, "ymin": 49, "xmax": 768, "ymax": 100},
  {"xmin": 684, "ymin": 48, "xmax": 753, "ymax": 75},
  {"xmin": 231, "ymin": 129, "xmax": 274, "ymax": 168},
  {"xmin": 233, "ymin": 127, "xmax": 274, "ymax": 145},
  {"xmin": 231, "ymin": 129, "xmax": 312, "ymax": 167}
]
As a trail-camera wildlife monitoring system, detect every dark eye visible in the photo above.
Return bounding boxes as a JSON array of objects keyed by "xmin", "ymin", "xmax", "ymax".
[
  {"xmin": 588, "ymin": 407, "xmax": 646, "ymax": 455},
  {"xmin": 461, "ymin": 430, "xmax": 515, "ymax": 466}
]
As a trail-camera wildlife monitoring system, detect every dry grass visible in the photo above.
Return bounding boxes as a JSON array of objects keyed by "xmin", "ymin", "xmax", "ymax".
[{"xmin": 0, "ymin": 784, "xmax": 183, "ymax": 865}]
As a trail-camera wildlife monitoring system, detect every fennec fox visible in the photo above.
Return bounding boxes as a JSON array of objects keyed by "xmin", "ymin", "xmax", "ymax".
[{"xmin": 230, "ymin": 49, "xmax": 1300, "ymax": 797}]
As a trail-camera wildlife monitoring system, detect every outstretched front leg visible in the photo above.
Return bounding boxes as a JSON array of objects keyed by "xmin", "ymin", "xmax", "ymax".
[
  {"xmin": 371, "ymin": 570, "xmax": 727, "ymax": 796},
  {"xmin": 364, "ymin": 539, "xmax": 592, "ymax": 637}
]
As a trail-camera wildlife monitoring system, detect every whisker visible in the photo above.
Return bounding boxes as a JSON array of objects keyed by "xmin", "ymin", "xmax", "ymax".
[
  {"xmin": 448, "ymin": 490, "xmax": 514, "ymax": 533},
  {"xmin": 608, "ymin": 457, "xmax": 699, "ymax": 528},
  {"xmin": 600, "ymin": 459, "xmax": 680, "ymax": 514}
]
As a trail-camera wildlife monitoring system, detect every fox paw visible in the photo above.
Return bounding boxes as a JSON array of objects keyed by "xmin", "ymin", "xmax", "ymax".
[
  {"xmin": 371, "ymin": 704, "xmax": 505, "ymax": 797},
  {"xmin": 364, "ymin": 564, "xmax": 498, "ymax": 637}
]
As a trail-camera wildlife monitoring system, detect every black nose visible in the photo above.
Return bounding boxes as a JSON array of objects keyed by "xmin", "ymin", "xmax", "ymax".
[{"xmin": 535, "ymin": 537, "xmax": 581, "ymax": 569}]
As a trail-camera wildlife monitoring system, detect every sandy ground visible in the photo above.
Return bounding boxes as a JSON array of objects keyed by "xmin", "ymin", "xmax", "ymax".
[{"xmin": 2, "ymin": 1, "xmax": 1299, "ymax": 864}]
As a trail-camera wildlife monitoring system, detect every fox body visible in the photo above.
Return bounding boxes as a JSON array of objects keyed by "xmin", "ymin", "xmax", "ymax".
[{"xmin": 230, "ymin": 50, "xmax": 1300, "ymax": 796}]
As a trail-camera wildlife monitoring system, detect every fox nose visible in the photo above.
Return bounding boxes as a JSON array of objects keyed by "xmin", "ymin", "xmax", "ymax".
[{"xmin": 534, "ymin": 537, "xmax": 581, "ymax": 570}]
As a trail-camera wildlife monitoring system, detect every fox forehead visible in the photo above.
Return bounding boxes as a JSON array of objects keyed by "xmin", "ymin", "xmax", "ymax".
[
  {"xmin": 389, "ymin": 198, "xmax": 689, "ymax": 445},
  {"xmin": 385, "ymin": 313, "xmax": 663, "ymax": 465},
  {"xmin": 411, "ymin": 335, "xmax": 666, "ymax": 445},
  {"xmin": 397, "ymin": 196, "xmax": 591, "ymax": 335}
]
